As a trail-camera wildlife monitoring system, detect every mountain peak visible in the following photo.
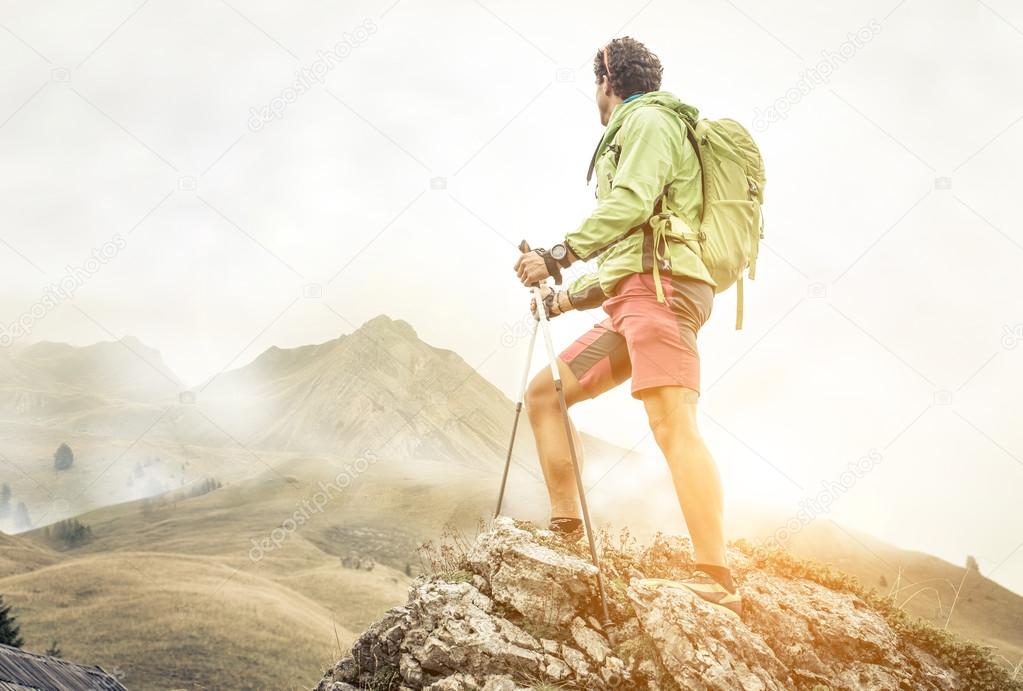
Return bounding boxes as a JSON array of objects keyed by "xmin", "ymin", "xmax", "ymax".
[
  {"xmin": 315, "ymin": 518, "xmax": 1016, "ymax": 691},
  {"xmin": 355, "ymin": 314, "xmax": 419, "ymax": 341}
]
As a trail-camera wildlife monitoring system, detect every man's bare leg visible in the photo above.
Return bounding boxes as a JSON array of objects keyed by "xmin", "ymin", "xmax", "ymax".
[
  {"xmin": 524, "ymin": 357, "xmax": 589, "ymax": 520},
  {"xmin": 640, "ymin": 385, "xmax": 726, "ymax": 567}
]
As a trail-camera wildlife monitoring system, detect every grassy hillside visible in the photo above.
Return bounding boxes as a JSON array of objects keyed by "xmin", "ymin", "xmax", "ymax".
[
  {"xmin": 0, "ymin": 531, "xmax": 59, "ymax": 576},
  {"xmin": 1, "ymin": 552, "xmax": 355, "ymax": 690},
  {"xmin": 3, "ymin": 453, "xmax": 514, "ymax": 690}
]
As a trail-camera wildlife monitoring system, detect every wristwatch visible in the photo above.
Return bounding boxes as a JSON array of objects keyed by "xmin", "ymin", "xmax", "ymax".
[{"xmin": 549, "ymin": 242, "xmax": 572, "ymax": 268}]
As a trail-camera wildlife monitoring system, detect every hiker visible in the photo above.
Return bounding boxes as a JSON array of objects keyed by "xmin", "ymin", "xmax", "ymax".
[{"xmin": 512, "ymin": 37, "xmax": 764, "ymax": 620}]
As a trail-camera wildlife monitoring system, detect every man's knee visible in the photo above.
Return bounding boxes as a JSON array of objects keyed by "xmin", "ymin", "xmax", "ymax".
[
  {"xmin": 526, "ymin": 359, "xmax": 590, "ymax": 420},
  {"xmin": 525, "ymin": 374, "xmax": 558, "ymax": 417},
  {"xmin": 643, "ymin": 388, "xmax": 701, "ymax": 446}
]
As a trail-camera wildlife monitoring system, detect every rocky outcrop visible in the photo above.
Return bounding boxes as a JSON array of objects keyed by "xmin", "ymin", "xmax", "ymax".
[{"xmin": 313, "ymin": 518, "xmax": 975, "ymax": 690}]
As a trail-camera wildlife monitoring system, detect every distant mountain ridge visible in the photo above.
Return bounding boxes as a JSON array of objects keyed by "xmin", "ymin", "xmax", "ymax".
[
  {"xmin": 2, "ymin": 316, "xmax": 516, "ymax": 464},
  {"xmin": 0, "ymin": 315, "xmax": 534, "ymax": 532},
  {"xmin": 189, "ymin": 314, "xmax": 518, "ymax": 467},
  {"xmin": 0, "ymin": 335, "xmax": 180, "ymax": 417}
]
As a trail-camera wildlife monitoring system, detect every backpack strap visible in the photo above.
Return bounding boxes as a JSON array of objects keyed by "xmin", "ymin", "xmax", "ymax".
[{"xmin": 735, "ymin": 275, "xmax": 744, "ymax": 329}]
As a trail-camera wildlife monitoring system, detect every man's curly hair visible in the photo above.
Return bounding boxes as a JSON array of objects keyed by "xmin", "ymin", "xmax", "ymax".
[{"xmin": 594, "ymin": 37, "xmax": 663, "ymax": 98}]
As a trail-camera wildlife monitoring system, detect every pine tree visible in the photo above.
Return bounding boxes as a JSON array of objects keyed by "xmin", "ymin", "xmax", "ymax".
[
  {"xmin": 52, "ymin": 519, "xmax": 92, "ymax": 548},
  {"xmin": 0, "ymin": 483, "xmax": 10, "ymax": 518},
  {"xmin": 0, "ymin": 595, "xmax": 23, "ymax": 647},
  {"xmin": 45, "ymin": 640, "xmax": 62, "ymax": 657},
  {"xmin": 54, "ymin": 443, "xmax": 74, "ymax": 471}
]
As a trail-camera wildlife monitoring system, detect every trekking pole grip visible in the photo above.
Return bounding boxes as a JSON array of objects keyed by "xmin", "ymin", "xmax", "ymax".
[{"xmin": 519, "ymin": 240, "xmax": 545, "ymax": 291}]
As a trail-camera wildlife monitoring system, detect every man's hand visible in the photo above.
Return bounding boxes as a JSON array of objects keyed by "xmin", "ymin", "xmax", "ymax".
[
  {"xmin": 514, "ymin": 250, "xmax": 551, "ymax": 286},
  {"xmin": 530, "ymin": 283, "xmax": 574, "ymax": 320}
]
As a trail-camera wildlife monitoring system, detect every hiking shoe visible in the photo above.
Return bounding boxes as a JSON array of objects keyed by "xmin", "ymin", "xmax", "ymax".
[
  {"xmin": 547, "ymin": 517, "xmax": 583, "ymax": 539},
  {"xmin": 637, "ymin": 571, "xmax": 744, "ymax": 620}
]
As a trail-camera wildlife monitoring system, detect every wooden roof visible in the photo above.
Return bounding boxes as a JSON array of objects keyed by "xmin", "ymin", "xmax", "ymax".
[{"xmin": 0, "ymin": 644, "xmax": 127, "ymax": 691}]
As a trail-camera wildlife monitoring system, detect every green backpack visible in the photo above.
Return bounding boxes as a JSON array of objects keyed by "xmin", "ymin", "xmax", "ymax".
[{"xmin": 656, "ymin": 113, "xmax": 767, "ymax": 329}]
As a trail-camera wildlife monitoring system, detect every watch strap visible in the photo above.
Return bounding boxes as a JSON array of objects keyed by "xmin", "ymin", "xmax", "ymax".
[{"xmin": 534, "ymin": 248, "xmax": 563, "ymax": 285}]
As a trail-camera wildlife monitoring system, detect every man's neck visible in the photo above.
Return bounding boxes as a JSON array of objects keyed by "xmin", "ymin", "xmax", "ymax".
[{"xmin": 605, "ymin": 91, "xmax": 648, "ymax": 126}]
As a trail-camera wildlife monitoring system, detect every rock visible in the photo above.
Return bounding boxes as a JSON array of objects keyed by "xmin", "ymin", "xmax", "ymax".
[
  {"xmin": 601, "ymin": 655, "xmax": 629, "ymax": 686},
  {"xmin": 741, "ymin": 572, "xmax": 959, "ymax": 691},
  {"xmin": 312, "ymin": 518, "xmax": 977, "ymax": 691},
  {"xmin": 559, "ymin": 643, "xmax": 591, "ymax": 678},
  {"xmin": 570, "ymin": 616, "xmax": 611, "ymax": 663},
  {"xmin": 544, "ymin": 656, "xmax": 571, "ymax": 681},
  {"xmin": 466, "ymin": 516, "xmax": 597, "ymax": 626},
  {"xmin": 629, "ymin": 578, "xmax": 792, "ymax": 690},
  {"xmin": 424, "ymin": 673, "xmax": 478, "ymax": 690},
  {"xmin": 349, "ymin": 605, "xmax": 409, "ymax": 676},
  {"xmin": 405, "ymin": 580, "xmax": 543, "ymax": 679},
  {"xmin": 399, "ymin": 652, "xmax": 423, "ymax": 686},
  {"xmin": 479, "ymin": 676, "xmax": 521, "ymax": 691},
  {"xmin": 313, "ymin": 656, "xmax": 362, "ymax": 690}
]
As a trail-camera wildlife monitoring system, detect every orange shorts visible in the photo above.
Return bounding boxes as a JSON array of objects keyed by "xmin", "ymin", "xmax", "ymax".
[{"xmin": 559, "ymin": 272, "xmax": 714, "ymax": 400}]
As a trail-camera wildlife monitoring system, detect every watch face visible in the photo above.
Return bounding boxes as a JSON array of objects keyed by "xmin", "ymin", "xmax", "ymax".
[{"xmin": 550, "ymin": 244, "xmax": 567, "ymax": 260}]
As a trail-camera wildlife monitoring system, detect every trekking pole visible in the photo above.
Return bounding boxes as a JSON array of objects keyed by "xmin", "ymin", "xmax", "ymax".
[
  {"xmin": 517, "ymin": 240, "xmax": 614, "ymax": 630},
  {"xmin": 494, "ymin": 308, "xmax": 538, "ymax": 518}
]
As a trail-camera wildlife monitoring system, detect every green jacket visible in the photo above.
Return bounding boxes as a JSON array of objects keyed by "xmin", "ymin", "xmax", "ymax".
[{"xmin": 564, "ymin": 91, "xmax": 713, "ymax": 309}]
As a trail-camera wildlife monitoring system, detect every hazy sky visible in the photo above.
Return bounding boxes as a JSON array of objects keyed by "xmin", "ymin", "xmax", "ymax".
[{"xmin": 1, "ymin": 0, "xmax": 1021, "ymax": 593}]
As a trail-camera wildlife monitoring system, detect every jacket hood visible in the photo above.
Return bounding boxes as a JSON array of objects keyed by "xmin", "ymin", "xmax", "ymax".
[
  {"xmin": 586, "ymin": 91, "xmax": 699, "ymax": 183},
  {"xmin": 616, "ymin": 91, "xmax": 699, "ymax": 127}
]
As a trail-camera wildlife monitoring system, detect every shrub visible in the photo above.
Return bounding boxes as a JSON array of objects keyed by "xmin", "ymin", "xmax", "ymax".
[
  {"xmin": 48, "ymin": 518, "xmax": 93, "ymax": 548},
  {"xmin": 187, "ymin": 477, "xmax": 222, "ymax": 498}
]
